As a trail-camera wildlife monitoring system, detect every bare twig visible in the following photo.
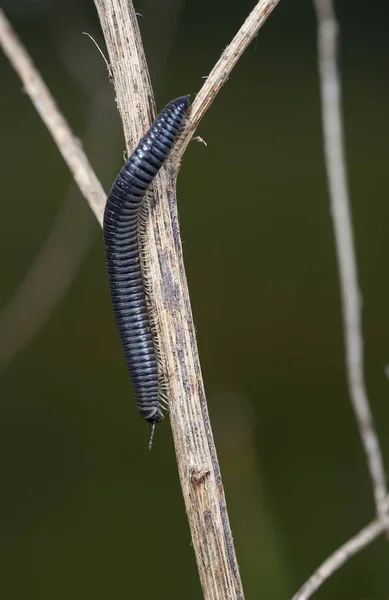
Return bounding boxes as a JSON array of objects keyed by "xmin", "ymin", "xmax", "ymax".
[
  {"xmin": 1, "ymin": 0, "xmax": 280, "ymax": 596},
  {"xmin": 93, "ymin": 2, "xmax": 279, "ymax": 599},
  {"xmin": 313, "ymin": 0, "xmax": 388, "ymax": 525},
  {"xmin": 288, "ymin": 4, "xmax": 389, "ymax": 598},
  {"xmin": 292, "ymin": 515, "xmax": 389, "ymax": 600},
  {"xmin": 0, "ymin": 0, "xmax": 181, "ymax": 372},
  {"xmin": 0, "ymin": 87, "xmax": 117, "ymax": 371},
  {"xmin": 177, "ymin": 0, "xmax": 281, "ymax": 158},
  {"xmin": 0, "ymin": 7, "xmax": 106, "ymax": 225}
]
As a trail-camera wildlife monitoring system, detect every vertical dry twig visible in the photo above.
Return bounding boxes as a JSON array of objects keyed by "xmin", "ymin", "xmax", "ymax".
[
  {"xmin": 290, "ymin": 2, "xmax": 389, "ymax": 597},
  {"xmin": 2, "ymin": 0, "xmax": 388, "ymax": 596},
  {"xmin": 1, "ymin": 1, "xmax": 281, "ymax": 598},
  {"xmin": 92, "ymin": 1, "xmax": 278, "ymax": 596},
  {"xmin": 0, "ymin": 0, "xmax": 183, "ymax": 372},
  {"xmin": 313, "ymin": 0, "xmax": 388, "ymax": 525}
]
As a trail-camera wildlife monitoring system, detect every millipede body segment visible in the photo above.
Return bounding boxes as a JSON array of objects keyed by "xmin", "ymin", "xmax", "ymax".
[{"xmin": 103, "ymin": 95, "xmax": 190, "ymax": 431}]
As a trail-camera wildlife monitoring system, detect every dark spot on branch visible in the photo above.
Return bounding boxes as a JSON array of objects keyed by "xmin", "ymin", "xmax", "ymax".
[
  {"xmin": 191, "ymin": 467, "xmax": 210, "ymax": 486},
  {"xmin": 159, "ymin": 249, "xmax": 180, "ymax": 312}
]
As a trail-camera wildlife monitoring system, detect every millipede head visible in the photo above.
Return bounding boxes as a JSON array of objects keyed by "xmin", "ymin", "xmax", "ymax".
[{"xmin": 147, "ymin": 409, "xmax": 164, "ymax": 450}]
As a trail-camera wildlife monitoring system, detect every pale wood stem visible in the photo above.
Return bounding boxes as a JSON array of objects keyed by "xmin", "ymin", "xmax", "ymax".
[
  {"xmin": 1, "ymin": 1, "xmax": 281, "ymax": 597},
  {"xmin": 0, "ymin": 7, "xmax": 106, "ymax": 226},
  {"xmin": 94, "ymin": 2, "xmax": 280, "ymax": 598},
  {"xmin": 313, "ymin": 0, "xmax": 388, "ymax": 526},
  {"xmin": 292, "ymin": 516, "xmax": 389, "ymax": 600}
]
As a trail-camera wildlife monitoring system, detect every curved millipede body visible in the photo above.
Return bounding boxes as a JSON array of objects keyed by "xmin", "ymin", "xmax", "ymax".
[{"xmin": 103, "ymin": 95, "xmax": 190, "ymax": 442}]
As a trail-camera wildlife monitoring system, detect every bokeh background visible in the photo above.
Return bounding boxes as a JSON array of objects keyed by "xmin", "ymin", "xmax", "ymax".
[{"xmin": 1, "ymin": 0, "xmax": 388, "ymax": 598}]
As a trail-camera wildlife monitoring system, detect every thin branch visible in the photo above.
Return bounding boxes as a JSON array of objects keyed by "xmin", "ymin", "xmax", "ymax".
[
  {"xmin": 1, "ymin": 1, "xmax": 280, "ymax": 597},
  {"xmin": 0, "ymin": 87, "xmax": 117, "ymax": 372},
  {"xmin": 313, "ymin": 0, "xmax": 388, "ymax": 525},
  {"xmin": 0, "ymin": 0, "xmax": 181, "ymax": 372},
  {"xmin": 292, "ymin": 516, "xmax": 389, "ymax": 600},
  {"xmin": 93, "ymin": 2, "xmax": 279, "ymax": 599},
  {"xmin": 0, "ymin": 7, "xmax": 106, "ymax": 226},
  {"xmin": 177, "ymin": 0, "xmax": 281, "ymax": 158},
  {"xmin": 292, "ymin": 4, "xmax": 389, "ymax": 597}
]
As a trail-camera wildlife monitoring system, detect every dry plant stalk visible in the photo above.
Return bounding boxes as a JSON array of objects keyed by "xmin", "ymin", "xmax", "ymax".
[
  {"xmin": 292, "ymin": 1, "xmax": 389, "ymax": 598},
  {"xmin": 0, "ymin": 2, "xmax": 281, "ymax": 598},
  {"xmin": 93, "ymin": 2, "xmax": 279, "ymax": 598},
  {"xmin": 313, "ymin": 0, "xmax": 388, "ymax": 524},
  {"xmin": 2, "ymin": 0, "xmax": 388, "ymax": 597},
  {"xmin": 0, "ymin": 88, "xmax": 116, "ymax": 372},
  {"xmin": 292, "ymin": 514, "xmax": 389, "ymax": 600},
  {"xmin": 0, "ymin": 1, "xmax": 185, "ymax": 372},
  {"xmin": 0, "ymin": 8, "xmax": 106, "ymax": 226}
]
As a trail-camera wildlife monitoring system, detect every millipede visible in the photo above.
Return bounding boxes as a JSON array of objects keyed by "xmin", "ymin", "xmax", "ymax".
[{"xmin": 103, "ymin": 95, "xmax": 190, "ymax": 449}]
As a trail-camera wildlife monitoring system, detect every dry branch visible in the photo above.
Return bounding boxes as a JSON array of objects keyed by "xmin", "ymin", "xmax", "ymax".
[
  {"xmin": 176, "ymin": 0, "xmax": 281, "ymax": 157},
  {"xmin": 93, "ymin": 2, "xmax": 279, "ymax": 599},
  {"xmin": 313, "ymin": 0, "xmax": 388, "ymax": 526},
  {"xmin": 292, "ymin": 516, "xmax": 389, "ymax": 600},
  {"xmin": 289, "ymin": 1, "xmax": 389, "ymax": 598},
  {"xmin": 1, "ymin": 1, "xmax": 280, "ymax": 597},
  {"xmin": 2, "ymin": 0, "xmax": 389, "ymax": 596},
  {"xmin": 0, "ymin": 7, "xmax": 106, "ymax": 226},
  {"xmin": 0, "ymin": 88, "xmax": 117, "ymax": 372},
  {"xmin": 0, "ymin": 0, "xmax": 184, "ymax": 372}
]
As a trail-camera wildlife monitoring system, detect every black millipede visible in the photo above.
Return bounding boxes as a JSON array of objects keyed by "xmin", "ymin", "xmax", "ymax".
[{"xmin": 103, "ymin": 95, "xmax": 190, "ymax": 449}]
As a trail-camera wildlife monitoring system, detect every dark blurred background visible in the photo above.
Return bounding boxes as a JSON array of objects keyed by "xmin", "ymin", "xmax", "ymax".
[{"xmin": 0, "ymin": 0, "xmax": 388, "ymax": 598}]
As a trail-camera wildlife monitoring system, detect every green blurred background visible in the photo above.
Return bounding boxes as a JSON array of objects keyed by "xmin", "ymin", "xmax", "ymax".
[{"xmin": 0, "ymin": 0, "xmax": 388, "ymax": 598}]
